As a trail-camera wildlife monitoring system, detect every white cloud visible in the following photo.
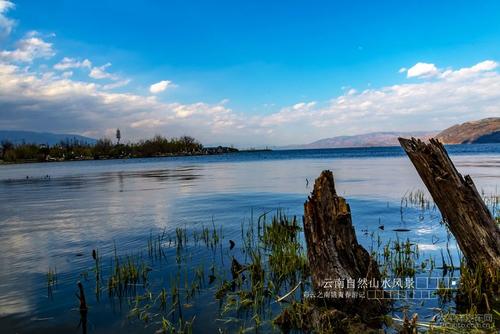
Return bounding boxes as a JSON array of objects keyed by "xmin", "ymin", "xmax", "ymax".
[
  {"xmin": 2, "ymin": 58, "xmax": 500, "ymax": 146},
  {"xmin": 260, "ymin": 101, "xmax": 317, "ymax": 127},
  {"xmin": 406, "ymin": 62, "xmax": 439, "ymax": 78},
  {"xmin": 89, "ymin": 62, "xmax": 119, "ymax": 80},
  {"xmin": 253, "ymin": 60, "xmax": 500, "ymax": 144},
  {"xmin": 441, "ymin": 60, "xmax": 498, "ymax": 80},
  {"xmin": 0, "ymin": 0, "xmax": 14, "ymax": 12},
  {"xmin": 102, "ymin": 78, "xmax": 131, "ymax": 90},
  {"xmin": 0, "ymin": 32, "xmax": 54, "ymax": 62},
  {"xmin": 54, "ymin": 58, "xmax": 125, "ymax": 85},
  {"xmin": 0, "ymin": 61, "xmax": 245, "ymax": 143},
  {"xmin": 130, "ymin": 118, "xmax": 164, "ymax": 128},
  {"xmin": 471, "ymin": 60, "xmax": 498, "ymax": 72},
  {"xmin": 61, "ymin": 71, "xmax": 73, "ymax": 78},
  {"xmin": 149, "ymin": 80, "xmax": 174, "ymax": 94},
  {"xmin": 0, "ymin": 62, "xmax": 16, "ymax": 74},
  {"xmin": 0, "ymin": 0, "xmax": 15, "ymax": 36},
  {"xmin": 53, "ymin": 57, "xmax": 91, "ymax": 71},
  {"xmin": 403, "ymin": 60, "xmax": 498, "ymax": 82}
]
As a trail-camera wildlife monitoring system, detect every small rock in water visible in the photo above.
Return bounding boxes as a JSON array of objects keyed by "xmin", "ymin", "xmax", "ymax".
[{"xmin": 229, "ymin": 240, "xmax": 235, "ymax": 250}]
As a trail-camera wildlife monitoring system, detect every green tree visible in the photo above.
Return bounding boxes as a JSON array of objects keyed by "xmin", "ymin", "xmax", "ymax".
[
  {"xmin": 93, "ymin": 138, "xmax": 113, "ymax": 158},
  {"xmin": 116, "ymin": 128, "xmax": 121, "ymax": 145},
  {"xmin": 1, "ymin": 140, "xmax": 14, "ymax": 160}
]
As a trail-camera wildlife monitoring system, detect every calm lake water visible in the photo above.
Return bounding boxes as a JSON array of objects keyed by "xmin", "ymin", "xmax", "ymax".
[{"xmin": 0, "ymin": 145, "xmax": 499, "ymax": 333}]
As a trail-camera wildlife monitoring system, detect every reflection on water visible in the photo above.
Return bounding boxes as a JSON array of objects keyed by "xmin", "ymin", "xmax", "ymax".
[{"xmin": 0, "ymin": 146, "xmax": 499, "ymax": 332}]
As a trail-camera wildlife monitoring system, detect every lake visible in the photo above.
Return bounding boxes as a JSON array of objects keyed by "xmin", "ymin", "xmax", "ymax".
[{"xmin": 0, "ymin": 144, "xmax": 499, "ymax": 333}]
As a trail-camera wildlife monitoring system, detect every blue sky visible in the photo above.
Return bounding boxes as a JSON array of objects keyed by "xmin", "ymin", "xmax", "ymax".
[{"xmin": 1, "ymin": 0, "xmax": 500, "ymax": 146}]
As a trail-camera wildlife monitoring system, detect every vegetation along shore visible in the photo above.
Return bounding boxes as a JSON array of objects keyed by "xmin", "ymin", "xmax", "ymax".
[{"xmin": 0, "ymin": 132, "xmax": 238, "ymax": 164}]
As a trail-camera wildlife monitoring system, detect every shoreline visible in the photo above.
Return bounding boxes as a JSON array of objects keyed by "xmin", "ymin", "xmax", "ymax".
[
  {"xmin": 2, "ymin": 143, "xmax": 500, "ymax": 166},
  {"xmin": 0, "ymin": 150, "xmax": 244, "ymax": 166}
]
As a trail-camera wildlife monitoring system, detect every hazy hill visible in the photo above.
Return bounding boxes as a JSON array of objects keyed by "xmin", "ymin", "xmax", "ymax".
[
  {"xmin": 284, "ymin": 131, "xmax": 438, "ymax": 149},
  {"xmin": 436, "ymin": 117, "xmax": 500, "ymax": 144},
  {"xmin": 0, "ymin": 130, "xmax": 97, "ymax": 146}
]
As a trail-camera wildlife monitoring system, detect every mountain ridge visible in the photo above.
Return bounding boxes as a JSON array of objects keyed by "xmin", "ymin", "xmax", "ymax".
[
  {"xmin": 0, "ymin": 130, "xmax": 97, "ymax": 146},
  {"xmin": 436, "ymin": 117, "xmax": 500, "ymax": 144},
  {"xmin": 282, "ymin": 131, "xmax": 438, "ymax": 149},
  {"xmin": 281, "ymin": 117, "xmax": 500, "ymax": 149}
]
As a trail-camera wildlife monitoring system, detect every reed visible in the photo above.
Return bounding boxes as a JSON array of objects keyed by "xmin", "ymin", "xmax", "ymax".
[
  {"xmin": 107, "ymin": 251, "xmax": 150, "ymax": 297},
  {"xmin": 52, "ymin": 200, "xmax": 500, "ymax": 333},
  {"xmin": 47, "ymin": 266, "xmax": 58, "ymax": 297}
]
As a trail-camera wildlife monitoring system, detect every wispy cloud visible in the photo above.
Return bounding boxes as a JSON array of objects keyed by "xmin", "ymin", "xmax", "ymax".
[
  {"xmin": 53, "ymin": 57, "xmax": 92, "ymax": 71},
  {"xmin": 103, "ymin": 78, "xmax": 131, "ymax": 90},
  {"xmin": 0, "ymin": 0, "xmax": 15, "ymax": 37},
  {"xmin": 54, "ymin": 57, "xmax": 129, "ymax": 88},
  {"xmin": 89, "ymin": 62, "xmax": 119, "ymax": 80}
]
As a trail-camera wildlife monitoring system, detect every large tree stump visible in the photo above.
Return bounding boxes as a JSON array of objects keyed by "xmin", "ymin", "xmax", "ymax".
[
  {"xmin": 398, "ymin": 137, "xmax": 500, "ymax": 275},
  {"xmin": 303, "ymin": 170, "xmax": 385, "ymax": 320}
]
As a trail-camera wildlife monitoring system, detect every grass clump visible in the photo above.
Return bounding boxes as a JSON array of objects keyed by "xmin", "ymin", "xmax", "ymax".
[
  {"xmin": 377, "ymin": 237, "xmax": 419, "ymax": 279},
  {"xmin": 107, "ymin": 251, "xmax": 150, "ymax": 296},
  {"xmin": 457, "ymin": 261, "xmax": 500, "ymax": 317},
  {"xmin": 261, "ymin": 214, "xmax": 309, "ymax": 288}
]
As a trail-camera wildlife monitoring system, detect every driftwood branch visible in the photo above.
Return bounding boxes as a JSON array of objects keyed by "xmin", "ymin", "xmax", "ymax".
[{"xmin": 398, "ymin": 137, "xmax": 500, "ymax": 274}]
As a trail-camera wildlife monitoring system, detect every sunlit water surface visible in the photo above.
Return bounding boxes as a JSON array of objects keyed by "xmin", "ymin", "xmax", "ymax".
[{"xmin": 0, "ymin": 145, "xmax": 499, "ymax": 333}]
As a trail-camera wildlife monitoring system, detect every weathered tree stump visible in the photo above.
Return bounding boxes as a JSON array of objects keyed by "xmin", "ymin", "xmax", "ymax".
[
  {"xmin": 303, "ymin": 170, "xmax": 386, "ymax": 321},
  {"xmin": 398, "ymin": 137, "xmax": 500, "ymax": 275}
]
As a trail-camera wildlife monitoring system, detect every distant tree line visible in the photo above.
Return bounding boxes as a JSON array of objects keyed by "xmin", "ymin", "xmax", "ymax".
[{"xmin": 0, "ymin": 134, "xmax": 215, "ymax": 163}]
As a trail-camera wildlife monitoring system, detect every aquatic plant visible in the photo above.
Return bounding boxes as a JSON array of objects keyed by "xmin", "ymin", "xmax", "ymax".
[
  {"xmin": 48, "ymin": 204, "xmax": 500, "ymax": 333},
  {"xmin": 376, "ymin": 237, "xmax": 419, "ymax": 278},
  {"xmin": 47, "ymin": 267, "xmax": 58, "ymax": 287},
  {"xmin": 401, "ymin": 189, "xmax": 434, "ymax": 210},
  {"xmin": 457, "ymin": 260, "xmax": 500, "ymax": 315},
  {"xmin": 47, "ymin": 267, "xmax": 58, "ymax": 297},
  {"xmin": 148, "ymin": 229, "xmax": 167, "ymax": 260},
  {"xmin": 107, "ymin": 250, "xmax": 150, "ymax": 297}
]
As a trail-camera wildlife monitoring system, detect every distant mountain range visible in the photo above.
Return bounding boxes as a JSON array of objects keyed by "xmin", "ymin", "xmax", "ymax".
[
  {"xmin": 436, "ymin": 117, "xmax": 500, "ymax": 144},
  {"xmin": 283, "ymin": 131, "xmax": 438, "ymax": 149},
  {"xmin": 281, "ymin": 117, "xmax": 500, "ymax": 149},
  {"xmin": 0, "ymin": 130, "xmax": 97, "ymax": 146}
]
